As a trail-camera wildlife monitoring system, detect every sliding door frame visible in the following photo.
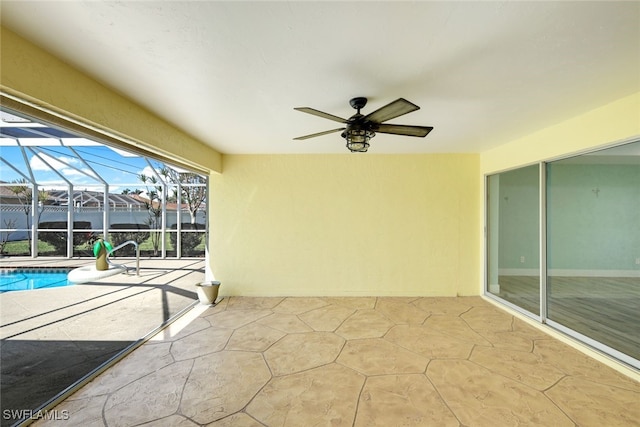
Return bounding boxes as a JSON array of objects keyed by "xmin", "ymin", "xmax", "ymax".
[
  {"xmin": 484, "ymin": 138, "xmax": 640, "ymax": 370},
  {"xmin": 539, "ymin": 162, "xmax": 547, "ymax": 324}
]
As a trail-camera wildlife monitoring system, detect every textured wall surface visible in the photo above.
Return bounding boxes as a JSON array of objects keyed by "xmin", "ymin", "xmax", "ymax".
[
  {"xmin": 210, "ymin": 154, "xmax": 480, "ymax": 297},
  {"xmin": 547, "ymin": 162, "xmax": 640, "ymax": 272}
]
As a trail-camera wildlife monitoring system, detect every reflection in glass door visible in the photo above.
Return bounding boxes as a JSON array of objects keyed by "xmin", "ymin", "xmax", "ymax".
[
  {"xmin": 546, "ymin": 142, "xmax": 640, "ymax": 362},
  {"xmin": 486, "ymin": 164, "xmax": 540, "ymax": 316}
]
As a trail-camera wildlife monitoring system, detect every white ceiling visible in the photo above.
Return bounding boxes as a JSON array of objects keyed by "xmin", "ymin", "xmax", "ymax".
[{"xmin": 1, "ymin": 1, "xmax": 639, "ymax": 154}]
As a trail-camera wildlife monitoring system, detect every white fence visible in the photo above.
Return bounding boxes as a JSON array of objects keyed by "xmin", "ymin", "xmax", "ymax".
[{"xmin": 0, "ymin": 207, "xmax": 205, "ymax": 241}]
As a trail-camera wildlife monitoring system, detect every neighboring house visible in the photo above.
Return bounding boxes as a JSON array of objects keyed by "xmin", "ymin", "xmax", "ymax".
[
  {"xmin": 0, "ymin": 184, "xmax": 21, "ymax": 207},
  {"xmin": 0, "ymin": 184, "xmax": 148, "ymax": 211},
  {"xmin": 48, "ymin": 190, "xmax": 148, "ymax": 211}
]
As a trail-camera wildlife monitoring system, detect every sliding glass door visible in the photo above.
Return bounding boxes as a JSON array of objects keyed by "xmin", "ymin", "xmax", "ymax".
[
  {"xmin": 546, "ymin": 142, "xmax": 640, "ymax": 363},
  {"xmin": 486, "ymin": 140, "xmax": 640, "ymax": 367}
]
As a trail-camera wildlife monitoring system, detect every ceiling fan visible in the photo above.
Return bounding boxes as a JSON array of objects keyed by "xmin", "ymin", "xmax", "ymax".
[{"xmin": 293, "ymin": 97, "xmax": 433, "ymax": 152}]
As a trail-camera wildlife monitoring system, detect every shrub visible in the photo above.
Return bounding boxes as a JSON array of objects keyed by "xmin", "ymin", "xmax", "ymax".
[
  {"xmin": 169, "ymin": 223, "xmax": 204, "ymax": 256},
  {"xmin": 109, "ymin": 223, "xmax": 150, "ymax": 256},
  {"xmin": 38, "ymin": 221, "xmax": 93, "ymax": 255}
]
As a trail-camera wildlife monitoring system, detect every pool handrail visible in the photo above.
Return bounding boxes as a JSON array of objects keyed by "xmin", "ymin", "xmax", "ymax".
[{"xmin": 106, "ymin": 240, "xmax": 140, "ymax": 276}]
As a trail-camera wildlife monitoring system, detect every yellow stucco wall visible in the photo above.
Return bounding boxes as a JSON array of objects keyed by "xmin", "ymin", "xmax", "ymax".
[
  {"xmin": 0, "ymin": 26, "xmax": 221, "ymax": 173},
  {"xmin": 481, "ymin": 92, "xmax": 640, "ymax": 174},
  {"xmin": 210, "ymin": 154, "xmax": 480, "ymax": 297}
]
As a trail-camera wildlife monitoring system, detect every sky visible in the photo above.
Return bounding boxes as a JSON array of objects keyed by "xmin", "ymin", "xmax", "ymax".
[
  {"xmin": 0, "ymin": 138, "xmax": 161, "ymax": 193},
  {"xmin": 0, "ymin": 110, "xmax": 192, "ymax": 195}
]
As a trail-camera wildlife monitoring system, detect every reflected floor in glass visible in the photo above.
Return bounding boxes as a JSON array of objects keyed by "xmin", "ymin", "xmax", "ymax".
[
  {"xmin": 492, "ymin": 275, "xmax": 540, "ymax": 315},
  {"xmin": 547, "ymin": 276, "xmax": 640, "ymax": 360},
  {"xmin": 494, "ymin": 275, "xmax": 639, "ymax": 360}
]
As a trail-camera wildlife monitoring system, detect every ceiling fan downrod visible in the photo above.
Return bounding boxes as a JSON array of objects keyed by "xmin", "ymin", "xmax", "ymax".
[{"xmin": 349, "ymin": 97, "xmax": 368, "ymax": 115}]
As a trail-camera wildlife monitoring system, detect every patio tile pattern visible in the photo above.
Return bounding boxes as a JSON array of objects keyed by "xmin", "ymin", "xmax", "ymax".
[
  {"xmin": 0, "ymin": 258, "xmax": 205, "ymax": 424},
  {"xmin": 35, "ymin": 296, "xmax": 639, "ymax": 426}
]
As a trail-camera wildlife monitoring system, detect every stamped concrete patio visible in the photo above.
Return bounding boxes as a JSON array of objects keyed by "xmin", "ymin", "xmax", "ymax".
[
  {"xmin": 0, "ymin": 258, "xmax": 205, "ymax": 426},
  {"xmin": 28, "ymin": 295, "xmax": 640, "ymax": 427}
]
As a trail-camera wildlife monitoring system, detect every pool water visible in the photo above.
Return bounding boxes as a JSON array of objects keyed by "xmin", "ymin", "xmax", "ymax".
[{"xmin": 0, "ymin": 269, "xmax": 73, "ymax": 292}]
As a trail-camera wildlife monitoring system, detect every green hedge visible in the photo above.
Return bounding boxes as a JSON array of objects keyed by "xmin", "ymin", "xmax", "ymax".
[
  {"xmin": 109, "ymin": 224, "xmax": 150, "ymax": 255},
  {"xmin": 169, "ymin": 223, "xmax": 205, "ymax": 256},
  {"xmin": 38, "ymin": 221, "xmax": 93, "ymax": 255}
]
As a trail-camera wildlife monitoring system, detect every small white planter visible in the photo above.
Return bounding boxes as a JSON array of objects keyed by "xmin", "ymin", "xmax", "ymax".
[{"xmin": 195, "ymin": 281, "xmax": 221, "ymax": 305}]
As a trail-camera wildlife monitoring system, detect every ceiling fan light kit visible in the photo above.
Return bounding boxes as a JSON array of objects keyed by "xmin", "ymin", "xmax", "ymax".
[
  {"xmin": 294, "ymin": 97, "xmax": 433, "ymax": 153},
  {"xmin": 342, "ymin": 125, "xmax": 375, "ymax": 153}
]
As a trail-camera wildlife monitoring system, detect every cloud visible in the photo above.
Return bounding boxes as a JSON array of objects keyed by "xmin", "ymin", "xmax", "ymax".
[
  {"xmin": 30, "ymin": 152, "xmax": 72, "ymax": 171},
  {"xmin": 138, "ymin": 165, "xmax": 168, "ymax": 182},
  {"xmin": 61, "ymin": 168, "xmax": 98, "ymax": 180},
  {"xmin": 29, "ymin": 153, "xmax": 98, "ymax": 181},
  {"xmin": 139, "ymin": 165, "xmax": 156, "ymax": 177}
]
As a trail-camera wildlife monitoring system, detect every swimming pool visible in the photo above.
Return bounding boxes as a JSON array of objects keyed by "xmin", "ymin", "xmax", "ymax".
[{"xmin": 0, "ymin": 269, "xmax": 74, "ymax": 292}]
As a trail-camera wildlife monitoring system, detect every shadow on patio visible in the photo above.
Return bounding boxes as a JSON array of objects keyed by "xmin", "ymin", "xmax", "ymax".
[{"xmin": 0, "ymin": 258, "xmax": 204, "ymax": 426}]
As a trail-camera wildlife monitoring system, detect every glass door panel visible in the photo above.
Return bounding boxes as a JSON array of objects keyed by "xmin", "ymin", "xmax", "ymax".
[
  {"xmin": 487, "ymin": 164, "xmax": 540, "ymax": 315},
  {"xmin": 546, "ymin": 142, "xmax": 640, "ymax": 360}
]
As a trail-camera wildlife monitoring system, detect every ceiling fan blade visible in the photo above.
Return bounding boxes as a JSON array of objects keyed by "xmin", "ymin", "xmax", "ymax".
[
  {"xmin": 294, "ymin": 107, "xmax": 348, "ymax": 124},
  {"xmin": 363, "ymin": 98, "xmax": 420, "ymax": 124},
  {"xmin": 374, "ymin": 124, "xmax": 433, "ymax": 137},
  {"xmin": 293, "ymin": 127, "xmax": 345, "ymax": 140}
]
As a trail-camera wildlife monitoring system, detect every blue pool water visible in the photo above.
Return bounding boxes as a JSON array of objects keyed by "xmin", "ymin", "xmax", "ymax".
[{"xmin": 0, "ymin": 269, "xmax": 73, "ymax": 292}]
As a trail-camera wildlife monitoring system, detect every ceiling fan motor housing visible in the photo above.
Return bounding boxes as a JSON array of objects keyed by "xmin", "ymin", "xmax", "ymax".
[{"xmin": 349, "ymin": 97, "xmax": 368, "ymax": 111}]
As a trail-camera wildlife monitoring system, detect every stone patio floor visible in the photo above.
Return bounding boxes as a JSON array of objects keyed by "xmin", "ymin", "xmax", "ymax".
[
  {"xmin": 0, "ymin": 258, "xmax": 204, "ymax": 426},
  {"xmin": 25, "ymin": 295, "xmax": 640, "ymax": 426}
]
